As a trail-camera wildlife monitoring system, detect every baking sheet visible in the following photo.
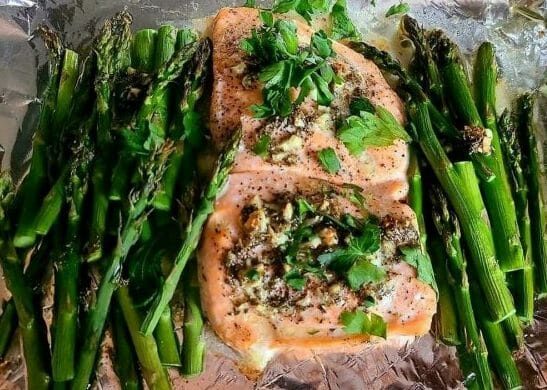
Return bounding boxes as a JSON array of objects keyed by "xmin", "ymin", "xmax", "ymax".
[{"xmin": 0, "ymin": 0, "xmax": 546, "ymax": 388}]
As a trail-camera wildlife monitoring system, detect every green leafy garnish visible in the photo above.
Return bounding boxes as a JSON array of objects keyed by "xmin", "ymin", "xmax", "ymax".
[
  {"xmin": 244, "ymin": 0, "xmax": 256, "ymax": 7},
  {"xmin": 241, "ymin": 12, "xmax": 338, "ymax": 118},
  {"xmin": 338, "ymin": 104, "xmax": 411, "ymax": 155},
  {"xmin": 246, "ymin": 268, "xmax": 260, "ymax": 281},
  {"xmin": 296, "ymin": 198, "xmax": 315, "ymax": 215},
  {"xmin": 317, "ymin": 147, "xmax": 341, "ymax": 174},
  {"xmin": 400, "ymin": 246, "xmax": 438, "ymax": 292},
  {"xmin": 284, "ymin": 269, "xmax": 307, "ymax": 290},
  {"xmin": 349, "ymin": 97, "xmax": 375, "ymax": 116},
  {"xmin": 317, "ymin": 220, "xmax": 384, "ymax": 288},
  {"xmin": 272, "ymin": 0, "xmax": 331, "ymax": 22},
  {"xmin": 253, "ymin": 134, "xmax": 271, "ymax": 157},
  {"xmin": 385, "ymin": 2, "xmax": 410, "ymax": 17},
  {"xmin": 340, "ymin": 310, "xmax": 387, "ymax": 338},
  {"xmin": 330, "ymin": 0, "xmax": 360, "ymax": 40},
  {"xmin": 346, "ymin": 259, "xmax": 386, "ymax": 290}
]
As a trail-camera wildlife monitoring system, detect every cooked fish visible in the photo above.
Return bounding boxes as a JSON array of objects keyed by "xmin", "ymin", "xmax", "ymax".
[{"xmin": 198, "ymin": 7, "xmax": 436, "ymax": 370}]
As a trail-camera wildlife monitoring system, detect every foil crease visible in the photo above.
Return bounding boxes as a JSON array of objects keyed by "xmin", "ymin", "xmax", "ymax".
[{"xmin": 0, "ymin": 0, "xmax": 546, "ymax": 389}]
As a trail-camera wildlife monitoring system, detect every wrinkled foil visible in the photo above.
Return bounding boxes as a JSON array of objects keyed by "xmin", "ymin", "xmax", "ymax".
[{"xmin": 0, "ymin": 0, "xmax": 546, "ymax": 389}]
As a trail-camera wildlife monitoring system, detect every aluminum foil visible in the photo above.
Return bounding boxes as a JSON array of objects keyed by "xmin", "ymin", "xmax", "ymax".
[{"xmin": 0, "ymin": 0, "xmax": 546, "ymax": 389}]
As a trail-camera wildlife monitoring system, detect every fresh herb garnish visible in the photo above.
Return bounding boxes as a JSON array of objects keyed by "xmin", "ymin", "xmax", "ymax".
[
  {"xmin": 284, "ymin": 269, "xmax": 307, "ymax": 290},
  {"xmin": 317, "ymin": 219, "xmax": 385, "ymax": 288},
  {"xmin": 338, "ymin": 101, "xmax": 411, "ymax": 155},
  {"xmin": 400, "ymin": 246, "xmax": 437, "ymax": 292},
  {"xmin": 253, "ymin": 134, "xmax": 271, "ymax": 157},
  {"xmin": 330, "ymin": 0, "xmax": 360, "ymax": 40},
  {"xmin": 340, "ymin": 310, "xmax": 387, "ymax": 338},
  {"xmin": 317, "ymin": 147, "xmax": 341, "ymax": 174},
  {"xmin": 246, "ymin": 268, "xmax": 260, "ymax": 281},
  {"xmin": 349, "ymin": 97, "xmax": 375, "ymax": 116},
  {"xmin": 241, "ymin": 12, "xmax": 338, "ymax": 118},
  {"xmin": 272, "ymin": 0, "xmax": 331, "ymax": 22},
  {"xmin": 296, "ymin": 198, "xmax": 315, "ymax": 215},
  {"xmin": 385, "ymin": 2, "xmax": 410, "ymax": 17},
  {"xmin": 346, "ymin": 258, "xmax": 386, "ymax": 290},
  {"xmin": 244, "ymin": 0, "xmax": 256, "ymax": 7}
]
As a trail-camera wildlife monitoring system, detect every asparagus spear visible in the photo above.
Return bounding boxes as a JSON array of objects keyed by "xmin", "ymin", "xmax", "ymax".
[
  {"xmin": 153, "ymin": 38, "xmax": 211, "ymax": 211},
  {"xmin": 51, "ymin": 114, "xmax": 96, "ymax": 382},
  {"xmin": 110, "ymin": 29, "xmax": 158, "ymax": 202},
  {"xmin": 408, "ymin": 101, "xmax": 515, "ymax": 322},
  {"xmin": 471, "ymin": 284, "xmax": 522, "ymax": 390},
  {"xmin": 517, "ymin": 93, "xmax": 547, "ymax": 296},
  {"xmin": 86, "ymin": 11, "xmax": 133, "ymax": 262},
  {"xmin": 116, "ymin": 286, "xmax": 171, "ymax": 390},
  {"xmin": 154, "ymin": 307, "xmax": 181, "ymax": 367},
  {"xmin": 0, "ymin": 300, "xmax": 16, "ymax": 359},
  {"xmin": 0, "ymin": 173, "xmax": 52, "ymax": 390},
  {"xmin": 430, "ymin": 33, "xmax": 525, "ymax": 272},
  {"xmin": 429, "ymin": 184, "xmax": 493, "ymax": 389},
  {"xmin": 111, "ymin": 303, "xmax": 143, "ymax": 390},
  {"xmin": 400, "ymin": 15, "xmax": 447, "ymax": 114},
  {"xmin": 13, "ymin": 27, "xmax": 63, "ymax": 248},
  {"xmin": 498, "ymin": 109, "xmax": 534, "ymax": 322},
  {"xmin": 181, "ymin": 260, "xmax": 205, "ymax": 376},
  {"xmin": 73, "ymin": 42, "xmax": 200, "ymax": 387},
  {"xmin": 141, "ymin": 128, "xmax": 241, "ymax": 335},
  {"xmin": 154, "ymin": 25, "xmax": 177, "ymax": 70}
]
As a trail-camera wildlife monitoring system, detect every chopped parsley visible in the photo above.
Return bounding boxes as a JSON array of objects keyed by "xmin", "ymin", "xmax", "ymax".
[
  {"xmin": 317, "ymin": 147, "xmax": 341, "ymax": 174},
  {"xmin": 338, "ymin": 98, "xmax": 411, "ymax": 155},
  {"xmin": 330, "ymin": 0, "xmax": 360, "ymax": 40},
  {"xmin": 246, "ymin": 268, "xmax": 260, "ymax": 281},
  {"xmin": 284, "ymin": 269, "xmax": 307, "ymax": 290},
  {"xmin": 272, "ymin": 0, "xmax": 331, "ymax": 22},
  {"xmin": 400, "ymin": 246, "xmax": 437, "ymax": 292},
  {"xmin": 253, "ymin": 134, "xmax": 271, "ymax": 157},
  {"xmin": 296, "ymin": 198, "xmax": 315, "ymax": 215},
  {"xmin": 317, "ymin": 219, "xmax": 385, "ymax": 289},
  {"xmin": 340, "ymin": 310, "xmax": 387, "ymax": 338},
  {"xmin": 241, "ymin": 12, "xmax": 338, "ymax": 118},
  {"xmin": 385, "ymin": 2, "xmax": 410, "ymax": 17}
]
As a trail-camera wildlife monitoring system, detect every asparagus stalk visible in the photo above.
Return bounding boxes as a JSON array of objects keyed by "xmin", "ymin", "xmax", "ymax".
[
  {"xmin": 13, "ymin": 27, "xmax": 63, "ymax": 248},
  {"xmin": 72, "ymin": 142, "xmax": 174, "ymax": 390},
  {"xmin": 73, "ymin": 44, "xmax": 199, "ymax": 386},
  {"xmin": 181, "ymin": 260, "xmax": 205, "ymax": 376},
  {"xmin": 154, "ymin": 26, "xmax": 177, "ymax": 70},
  {"xmin": 141, "ymin": 129, "xmax": 241, "ymax": 335},
  {"xmin": 429, "ymin": 184, "xmax": 493, "ymax": 389},
  {"xmin": 517, "ymin": 93, "xmax": 547, "ymax": 296},
  {"xmin": 153, "ymin": 38, "xmax": 211, "ymax": 211},
  {"xmin": 0, "ymin": 300, "xmax": 16, "ymax": 359},
  {"xmin": 132, "ymin": 29, "xmax": 157, "ymax": 73},
  {"xmin": 86, "ymin": 11, "xmax": 133, "ymax": 262},
  {"xmin": 400, "ymin": 15, "xmax": 447, "ymax": 114},
  {"xmin": 110, "ymin": 29, "xmax": 159, "ymax": 202},
  {"xmin": 408, "ymin": 102, "xmax": 515, "ymax": 322},
  {"xmin": 53, "ymin": 49, "xmax": 81, "ymax": 141},
  {"xmin": 51, "ymin": 114, "xmax": 96, "ymax": 382},
  {"xmin": 471, "ymin": 284, "xmax": 522, "ymax": 390},
  {"xmin": 111, "ymin": 303, "xmax": 142, "ymax": 390},
  {"xmin": 0, "ymin": 173, "xmax": 52, "ymax": 390},
  {"xmin": 430, "ymin": 33, "xmax": 525, "ymax": 272},
  {"xmin": 154, "ymin": 307, "xmax": 181, "ymax": 367},
  {"xmin": 116, "ymin": 286, "xmax": 171, "ymax": 390},
  {"xmin": 498, "ymin": 109, "xmax": 534, "ymax": 322}
]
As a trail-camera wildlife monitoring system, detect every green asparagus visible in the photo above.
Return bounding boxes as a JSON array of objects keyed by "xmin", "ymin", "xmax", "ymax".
[
  {"xmin": 112, "ymin": 303, "xmax": 143, "ymax": 390},
  {"xmin": 141, "ymin": 129, "xmax": 241, "ymax": 335}
]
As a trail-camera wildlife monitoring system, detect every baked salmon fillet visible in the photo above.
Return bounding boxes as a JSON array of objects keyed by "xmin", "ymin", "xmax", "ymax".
[{"xmin": 198, "ymin": 7, "xmax": 437, "ymax": 370}]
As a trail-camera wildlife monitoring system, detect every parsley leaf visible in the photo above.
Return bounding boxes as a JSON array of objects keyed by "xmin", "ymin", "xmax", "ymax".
[
  {"xmin": 318, "ymin": 220, "xmax": 381, "ymax": 273},
  {"xmin": 296, "ymin": 198, "xmax": 315, "ymax": 215},
  {"xmin": 246, "ymin": 268, "xmax": 260, "ymax": 281},
  {"xmin": 317, "ymin": 147, "xmax": 341, "ymax": 173},
  {"xmin": 284, "ymin": 269, "xmax": 307, "ymax": 290},
  {"xmin": 385, "ymin": 2, "xmax": 410, "ymax": 17},
  {"xmin": 253, "ymin": 134, "xmax": 271, "ymax": 157},
  {"xmin": 272, "ymin": 0, "xmax": 331, "ymax": 22},
  {"xmin": 241, "ymin": 14, "xmax": 337, "ymax": 118},
  {"xmin": 349, "ymin": 97, "xmax": 375, "ymax": 116},
  {"xmin": 340, "ymin": 310, "xmax": 387, "ymax": 338},
  {"xmin": 338, "ymin": 105, "xmax": 411, "ymax": 155},
  {"xmin": 346, "ymin": 259, "xmax": 386, "ymax": 290},
  {"xmin": 330, "ymin": 0, "xmax": 360, "ymax": 40},
  {"xmin": 400, "ymin": 246, "xmax": 438, "ymax": 292}
]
